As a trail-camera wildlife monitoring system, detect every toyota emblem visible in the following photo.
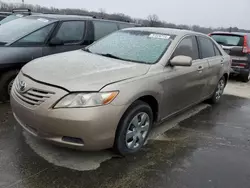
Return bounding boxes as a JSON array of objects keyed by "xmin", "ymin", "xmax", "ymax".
[{"xmin": 19, "ymin": 81, "xmax": 27, "ymax": 92}]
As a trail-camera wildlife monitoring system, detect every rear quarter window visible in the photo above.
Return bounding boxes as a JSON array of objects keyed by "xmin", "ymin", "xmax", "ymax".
[{"xmin": 214, "ymin": 44, "xmax": 222, "ymax": 56}]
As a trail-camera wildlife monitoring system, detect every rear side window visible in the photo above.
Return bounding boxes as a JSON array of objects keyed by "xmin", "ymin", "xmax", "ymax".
[
  {"xmin": 198, "ymin": 37, "xmax": 215, "ymax": 58},
  {"xmin": 93, "ymin": 21, "xmax": 118, "ymax": 40},
  {"xmin": 55, "ymin": 21, "xmax": 85, "ymax": 44},
  {"xmin": 118, "ymin": 23, "xmax": 134, "ymax": 29},
  {"xmin": 211, "ymin": 34, "xmax": 244, "ymax": 46},
  {"xmin": 173, "ymin": 36, "xmax": 199, "ymax": 60},
  {"xmin": 16, "ymin": 24, "xmax": 54, "ymax": 45}
]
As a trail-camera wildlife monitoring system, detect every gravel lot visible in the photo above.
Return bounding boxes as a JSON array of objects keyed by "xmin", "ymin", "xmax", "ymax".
[{"xmin": 1, "ymin": 80, "xmax": 250, "ymax": 188}]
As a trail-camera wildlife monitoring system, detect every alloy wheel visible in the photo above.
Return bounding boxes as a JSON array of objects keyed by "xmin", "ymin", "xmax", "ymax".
[
  {"xmin": 215, "ymin": 79, "xmax": 225, "ymax": 101},
  {"xmin": 125, "ymin": 112, "xmax": 150, "ymax": 149}
]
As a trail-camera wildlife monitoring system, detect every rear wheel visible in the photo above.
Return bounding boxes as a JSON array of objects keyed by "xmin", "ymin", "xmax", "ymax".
[
  {"xmin": 0, "ymin": 70, "xmax": 18, "ymax": 102},
  {"xmin": 208, "ymin": 77, "xmax": 226, "ymax": 104},
  {"xmin": 114, "ymin": 101, "xmax": 153, "ymax": 155},
  {"xmin": 241, "ymin": 71, "xmax": 250, "ymax": 83}
]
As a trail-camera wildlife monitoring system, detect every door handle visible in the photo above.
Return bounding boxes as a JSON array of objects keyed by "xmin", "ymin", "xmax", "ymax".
[{"xmin": 197, "ymin": 66, "xmax": 203, "ymax": 71}]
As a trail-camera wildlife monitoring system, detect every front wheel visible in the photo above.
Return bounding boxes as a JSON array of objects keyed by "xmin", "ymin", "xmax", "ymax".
[
  {"xmin": 208, "ymin": 77, "xmax": 226, "ymax": 104},
  {"xmin": 114, "ymin": 101, "xmax": 153, "ymax": 155}
]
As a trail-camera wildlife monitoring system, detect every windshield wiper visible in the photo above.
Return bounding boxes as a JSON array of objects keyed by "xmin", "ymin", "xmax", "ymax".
[
  {"xmin": 82, "ymin": 48, "xmax": 92, "ymax": 53},
  {"xmin": 98, "ymin": 53, "xmax": 126, "ymax": 61}
]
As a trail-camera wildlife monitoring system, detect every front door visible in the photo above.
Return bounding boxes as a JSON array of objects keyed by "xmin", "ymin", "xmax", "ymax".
[
  {"xmin": 42, "ymin": 21, "xmax": 87, "ymax": 56},
  {"xmin": 160, "ymin": 36, "xmax": 208, "ymax": 119}
]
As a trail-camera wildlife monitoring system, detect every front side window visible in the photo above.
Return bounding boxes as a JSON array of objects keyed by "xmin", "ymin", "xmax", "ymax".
[
  {"xmin": 198, "ymin": 37, "xmax": 216, "ymax": 58},
  {"xmin": 93, "ymin": 21, "xmax": 118, "ymax": 40},
  {"xmin": 87, "ymin": 30, "xmax": 175, "ymax": 64},
  {"xmin": 0, "ymin": 17, "xmax": 55, "ymax": 44},
  {"xmin": 15, "ymin": 24, "xmax": 54, "ymax": 45},
  {"xmin": 173, "ymin": 36, "xmax": 199, "ymax": 60},
  {"xmin": 55, "ymin": 21, "xmax": 85, "ymax": 44}
]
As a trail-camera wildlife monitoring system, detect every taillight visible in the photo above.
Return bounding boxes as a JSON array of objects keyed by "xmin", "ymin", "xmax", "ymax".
[
  {"xmin": 243, "ymin": 35, "xmax": 250, "ymax": 53},
  {"xmin": 239, "ymin": 63, "xmax": 246, "ymax": 67}
]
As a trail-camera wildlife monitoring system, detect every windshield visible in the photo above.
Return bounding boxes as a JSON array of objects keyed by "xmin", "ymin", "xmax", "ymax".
[
  {"xmin": 0, "ymin": 14, "xmax": 23, "ymax": 25},
  {"xmin": 211, "ymin": 34, "xmax": 244, "ymax": 46},
  {"xmin": 87, "ymin": 30, "xmax": 174, "ymax": 64},
  {"xmin": 0, "ymin": 16, "xmax": 54, "ymax": 44}
]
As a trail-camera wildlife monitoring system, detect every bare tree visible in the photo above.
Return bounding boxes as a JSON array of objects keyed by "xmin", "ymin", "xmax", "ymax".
[
  {"xmin": 147, "ymin": 14, "xmax": 160, "ymax": 27},
  {"xmin": 0, "ymin": 1, "xmax": 249, "ymax": 34}
]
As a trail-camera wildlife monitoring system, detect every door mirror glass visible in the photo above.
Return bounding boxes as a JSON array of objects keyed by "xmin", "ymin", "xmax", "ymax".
[
  {"xmin": 49, "ymin": 37, "xmax": 64, "ymax": 46},
  {"xmin": 170, "ymin": 55, "xmax": 193, "ymax": 66}
]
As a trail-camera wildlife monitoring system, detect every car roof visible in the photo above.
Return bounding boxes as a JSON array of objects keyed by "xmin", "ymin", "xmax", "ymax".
[
  {"xmin": 0, "ymin": 12, "xmax": 11, "ymax": 16},
  {"xmin": 123, "ymin": 27, "xmax": 204, "ymax": 36},
  {"xmin": 211, "ymin": 31, "xmax": 250, "ymax": 36},
  {"xmin": 28, "ymin": 14, "xmax": 138, "ymax": 25}
]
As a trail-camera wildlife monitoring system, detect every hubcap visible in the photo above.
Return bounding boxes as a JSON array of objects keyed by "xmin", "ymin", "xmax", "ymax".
[
  {"xmin": 125, "ymin": 112, "xmax": 150, "ymax": 150},
  {"xmin": 7, "ymin": 79, "xmax": 14, "ymax": 95},
  {"xmin": 215, "ymin": 79, "xmax": 225, "ymax": 101}
]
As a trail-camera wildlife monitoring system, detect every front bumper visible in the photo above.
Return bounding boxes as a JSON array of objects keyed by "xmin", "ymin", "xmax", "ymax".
[{"xmin": 10, "ymin": 75, "xmax": 128, "ymax": 150}]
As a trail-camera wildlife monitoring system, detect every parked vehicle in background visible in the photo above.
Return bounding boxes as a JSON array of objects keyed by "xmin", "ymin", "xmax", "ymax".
[
  {"xmin": 0, "ymin": 9, "xmax": 36, "ymax": 25},
  {"xmin": 11, "ymin": 28, "xmax": 230, "ymax": 155},
  {"xmin": 0, "ymin": 14, "xmax": 138, "ymax": 101},
  {"xmin": 209, "ymin": 32, "xmax": 250, "ymax": 82},
  {"xmin": 0, "ymin": 11, "xmax": 11, "ymax": 21}
]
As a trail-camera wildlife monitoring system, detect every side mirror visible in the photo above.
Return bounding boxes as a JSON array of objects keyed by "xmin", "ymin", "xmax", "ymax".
[
  {"xmin": 49, "ymin": 37, "xmax": 64, "ymax": 46},
  {"xmin": 170, "ymin": 55, "xmax": 193, "ymax": 67}
]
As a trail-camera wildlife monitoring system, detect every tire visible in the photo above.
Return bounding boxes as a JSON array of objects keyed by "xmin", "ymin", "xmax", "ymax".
[
  {"xmin": 208, "ymin": 76, "xmax": 226, "ymax": 104},
  {"xmin": 241, "ymin": 71, "xmax": 250, "ymax": 83},
  {"xmin": 114, "ymin": 100, "xmax": 153, "ymax": 156},
  {"xmin": 0, "ymin": 70, "xmax": 19, "ymax": 102}
]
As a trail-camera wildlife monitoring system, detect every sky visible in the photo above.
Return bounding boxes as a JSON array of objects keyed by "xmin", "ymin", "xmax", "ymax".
[{"xmin": 6, "ymin": 0, "xmax": 250, "ymax": 29}]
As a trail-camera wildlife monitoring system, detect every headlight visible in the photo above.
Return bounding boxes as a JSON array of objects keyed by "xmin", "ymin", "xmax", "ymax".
[{"xmin": 54, "ymin": 91, "xmax": 119, "ymax": 108}]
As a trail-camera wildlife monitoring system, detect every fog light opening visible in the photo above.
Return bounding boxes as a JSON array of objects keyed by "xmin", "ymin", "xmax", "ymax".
[{"xmin": 62, "ymin": 136, "xmax": 84, "ymax": 145}]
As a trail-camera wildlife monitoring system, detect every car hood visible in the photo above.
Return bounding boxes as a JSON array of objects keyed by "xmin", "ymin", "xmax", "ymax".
[{"xmin": 22, "ymin": 50, "xmax": 150, "ymax": 92}]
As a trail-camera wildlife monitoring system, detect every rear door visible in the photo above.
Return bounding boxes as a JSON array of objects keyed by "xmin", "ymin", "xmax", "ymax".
[
  {"xmin": 42, "ymin": 20, "xmax": 87, "ymax": 56},
  {"xmin": 198, "ymin": 36, "xmax": 224, "ymax": 97},
  {"xmin": 92, "ymin": 20, "xmax": 119, "ymax": 41}
]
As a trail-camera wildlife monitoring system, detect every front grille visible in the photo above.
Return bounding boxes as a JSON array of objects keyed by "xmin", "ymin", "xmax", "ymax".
[{"xmin": 13, "ymin": 80, "xmax": 55, "ymax": 106}]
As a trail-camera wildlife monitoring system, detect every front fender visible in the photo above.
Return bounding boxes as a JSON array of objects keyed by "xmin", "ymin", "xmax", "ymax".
[{"xmin": 102, "ymin": 76, "xmax": 164, "ymax": 107}]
